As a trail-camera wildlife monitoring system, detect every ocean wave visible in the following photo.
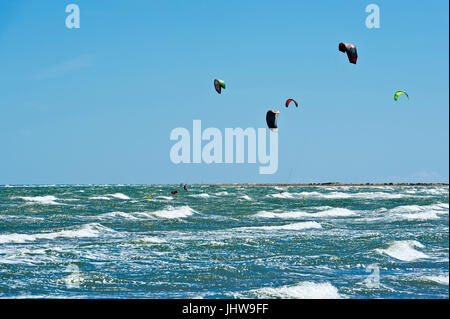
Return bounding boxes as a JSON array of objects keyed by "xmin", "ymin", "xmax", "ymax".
[
  {"xmin": 0, "ymin": 223, "xmax": 113, "ymax": 244},
  {"xmin": 98, "ymin": 211, "xmax": 139, "ymax": 220},
  {"xmin": 214, "ymin": 191, "xmax": 229, "ymax": 196},
  {"xmin": 155, "ymin": 196, "xmax": 174, "ymax": 201},
  {"xmin": 400, "ymin": 211, "xmax": 440, "ymax": 221},
  {"xmin": 255, "ymin": 208, "xmax": 356, "ymax": 219},
  {"xmin": 295, "ymin": 191, "xmax": 407, "ymax": 200},
  {"xmin": 255, "ymin": 210, "xmax": 308, "ymax": 219},
  {"xmin": 89, "ymin": 193, "xmax": 130, "ymax": 200},
  {"xmin": 15, "ymin": 195, "xmax": 63, "ymax": 205},
  {"xmin": 248, "ymin": 281, "xmax": 342, "ymax": 299},
  {"xmin": 107, "ymin": 193, "xmax": 130, "ymax": 200},
  {"xmin": 239, "ymin": 221, "xmax": 322, "ymax": 231},
  {"xmin": 420, "ymin": 188, "xmax": 449, "ymax": 195},
  {"xmin": 390, "ymin": 204, "xmax": 448, "ymax": 214},
  {"xmin": 376, "ymin": 240, "xmax": 429, "ymax": 261},
  {"xmin": 420, "ymin": 275, "xmax": 449, "ymax": 285},
  {"xmin": 132, "ymin": 236, "xmax": 166, "ymax": 244},
  {"xmin": 313, "ymin": 207, "xmax": 356, "ymax": 217},
  {"xmin": 389, "ymin": 204, "xmax": 448, "ymax": 221},
  {"xmin": 268, "ymin": 192, "xmax": 295, "ymax": 199},
  {"xmin": 140, "ymin": 206, "xmax": 197, "ymax": 219},
  {"xmin": 189, "ymin": 193, "xmax": 211, "ymax": 199},
  {"xmin": 89, "ymin": 196, "xmax": 111, "ymax": 200},
  {"xmin": 239, "ymin": 195, "xmax": 252, "ymax": 201}
]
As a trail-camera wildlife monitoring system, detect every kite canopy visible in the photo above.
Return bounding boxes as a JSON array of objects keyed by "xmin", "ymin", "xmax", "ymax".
[
  {"xmin": 394, "ymin": 90, "xmax": 409, "ymax": 101},
  {"xmin": 214, "ymin": 79, "xmax": 226, "ymax": 94},
  {"xmin": 266, "ymin": 110, "xmax": 280, "ymax": 132},
  {"xmin": 285, "ymin": 98, "xmax": 298, "ymax": 108},
  {"xmin": 339, "ymin": 42, "xmax": 358, "ymax": 64}
]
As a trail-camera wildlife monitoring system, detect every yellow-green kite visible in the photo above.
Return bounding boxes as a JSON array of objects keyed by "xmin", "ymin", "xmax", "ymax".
[{"xmin": 394, "ymin": 90, "xmax": 409, "ymax": 101}]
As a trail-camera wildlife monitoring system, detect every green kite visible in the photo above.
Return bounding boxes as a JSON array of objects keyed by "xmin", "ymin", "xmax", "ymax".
[{"xmin": 394, "ymin": 90, "xmax": 409, "ymax": 101}]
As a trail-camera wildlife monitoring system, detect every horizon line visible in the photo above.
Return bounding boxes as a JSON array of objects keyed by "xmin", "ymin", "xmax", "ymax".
[{"xmin": 1, "ymin": 182, "xmax": 449, "ymax": 187}]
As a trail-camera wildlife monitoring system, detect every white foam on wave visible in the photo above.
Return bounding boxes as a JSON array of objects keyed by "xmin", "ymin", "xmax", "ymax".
[
  {"xmin": 89, "ymin": 196, "xmax": 111, "ymax": 200},
  {"xmin": 189, "ymin": 193, "xmax": 211, "ymax": 199},
  {"xmin": 389, "ymin": 203, "xmax": 448, "ymax": 221},
  {"xmin": 250, "ymin": 281, "xmax": 342, "ymax": 299},
  {"xmin": 143, "ymin": 205, "xmax": 197, "ymax": 219},
  {"xmin": 155, "ymin": 196, "xmax": 174, "ymax": 201},
  {"xmin": 268, "ymin": 192, "xmax": 295, "ymax": 199},
  {"xmin": 401, "ymin": 211, "xmax": 440, "ymax": 221},
  {"xmin": 239, "ymin": 221, "xmax": 322, "ymax": 231},
  {"xmin": 89, "ymin": 193, "xmax": 130, "ymax": 200},
  {"xmin": 239, "ymin": 195, "xmax": 252, "ymax": 201},
  {"xmin": 16, "ymin": 195, "xmax": 62, "ymax": 205},
  {"xmin": 214, "ymin": 191, "xmax": 229, "ymax": 196},
  {"xmin": 255, "ymin": 208, "xmax": 356, "ymax": 219},
  {"xmin": 99, "ymin": 211, "xmax": 139, "ymax": 220},
  {"xmin": 255, "ymin": 210, "xmax": 308, "ymax": 219},
  {"xmin": 296, "ymin": 191, "xmax": 406, "ymax": 200},
  {"xmin": 313, "ymin": 207, "xmax": 356, "ymax": 217},
  {"xmin": 421, "ymin": 188, "xmax": 449, "ymax": 195},
  {"xmin": 390, "ymin": 204, "xmax": 448, "ymax": 214},
  {"xmin": 134, "ymin": 236, "xmax": 166, "ymax": 244},
  {"xmin": 107, "ymin": 193, "xmax": 130, "ymax": 200},
  {"xmin": 376, "ymin": 240, "xmax": 429, "ymax": 261},
  {"xmin": 0, "ymin": 223, "xmax": 113, "ymax": 244},
  {"xmin": 421, "ymin": 275, "xmax": 449, "ymax": 285}
]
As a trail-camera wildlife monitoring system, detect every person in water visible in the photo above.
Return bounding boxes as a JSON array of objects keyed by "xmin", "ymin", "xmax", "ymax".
[{"xmin": 184, "ymin": 185, "xmax": 188, "ymax": 191}]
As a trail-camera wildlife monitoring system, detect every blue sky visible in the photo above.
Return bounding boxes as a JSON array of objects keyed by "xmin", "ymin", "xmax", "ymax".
[{"xmin": 0, "ymin": 0, "xmax": 448, "ymax": 184}]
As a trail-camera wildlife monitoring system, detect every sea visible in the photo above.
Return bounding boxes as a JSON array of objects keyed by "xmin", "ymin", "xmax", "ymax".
[{"xmin": 0, "ymin": 185, "xmax": 448, "ymax": 299}]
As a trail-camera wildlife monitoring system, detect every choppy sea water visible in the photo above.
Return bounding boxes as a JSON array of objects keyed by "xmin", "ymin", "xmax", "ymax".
[{"xmin": 0, "ymin": 185, "xmax": 448, "ymax": 299}]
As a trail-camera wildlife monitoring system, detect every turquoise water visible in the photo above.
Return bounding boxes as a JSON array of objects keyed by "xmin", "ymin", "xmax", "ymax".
[{"xmin": 0, "ymin": 185, "xmax": 448, "ymax": 299}]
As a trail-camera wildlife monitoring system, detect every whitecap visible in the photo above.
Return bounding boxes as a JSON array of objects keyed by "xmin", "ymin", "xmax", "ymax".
[
  {"xmin": 214, "ymin": 191, "xmax": 229, "ymax": 196},
  {"xmin": 133, "ymin": 237, "xmax": 166, "ymax": 244},
  {"xmin": 255, "ymin": 208, "xmax": 355, "ymax": 219},
  {"xmin": 141, "ymin": 206, "xmax": 197, "ymax": 219},
  {"xmin": 249, "ymin": 281, "xmax": 342, "ymax": 299},
  {"xmin": 107, "ymin": 193, "xmax": 130, "ymax": 200},
  {"xmin": 16, "ymin": 195, "xmax": 62, "ymax": 205},
  {"xmin": 89, "ymin": 196, "xmax": 111, "ymax": 200},
  {"xmin": 389, "ymin": 204, "xmax": 448, "ymax": 221},
  {"xmin": 421, "ymin": 275, "xmax": 449, "ymax": 285},
  {"xmin": 268, "ymin": 192, "xmax": 295, "ymax": 199},
  {"xmin": 376, "ymin": 240, "xmax": 429, "ymax": 261},
  {"xmin": 239, "ymin": 221, "xmax": 322, "ymax": 231},
  {"xmin": 98, "ymin": 211, "xmax": 139, "ymax": 220},
  {"xmin": 296, "ymin": 191, "xmax": 406, "ymax": 200},
  {"xmin": 155, "ymin": 196, "xmax": 174, "ymax": 201},
  {"xmin": 189, "ymin": 193, "xmax": 211, "ymax": 199},
  {"xmin": 0, "ymin": 223, "xmax": 113, "ymax": 244}
]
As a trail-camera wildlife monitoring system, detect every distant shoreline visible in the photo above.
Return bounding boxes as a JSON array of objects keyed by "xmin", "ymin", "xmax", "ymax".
[
  {"xmin": 1, "ymin": 183, "xmax": 448, "ymax": 187},
  {"xmin": 207, "ymin": 183, "xmax": 449, "ymax": 187}
]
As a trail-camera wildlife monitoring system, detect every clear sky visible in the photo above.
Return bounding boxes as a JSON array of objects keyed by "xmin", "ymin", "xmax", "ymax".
[{"xmin": 0, "ymin": 0, "xmax": 448, "ymax": 184}]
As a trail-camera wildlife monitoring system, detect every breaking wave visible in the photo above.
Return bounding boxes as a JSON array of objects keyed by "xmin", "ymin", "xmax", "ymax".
[
  {"xmin": 239, "ymin": 221, "xmax": 322, "ymax": 231},
  {"xmin": 255, "ymin": 207, "xmax": 356, "ymax": 219},
  {"xmin": 15, "ymin": 195, "xmax": 62, "ymax": 205},
  {"xmin": 0, "ymin": 223, "xmax": 113, "ymax": 244},
  {"xmin": 140, "ymin": 206, "xmax": 197, "ymax": 219},
  {"xmin": 376, "ymin": 240, "xmax": 429, "ymax": 261},
  {"xmin": 248, "ymin": 281, "xmax": 342, "ymax": 299}
]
